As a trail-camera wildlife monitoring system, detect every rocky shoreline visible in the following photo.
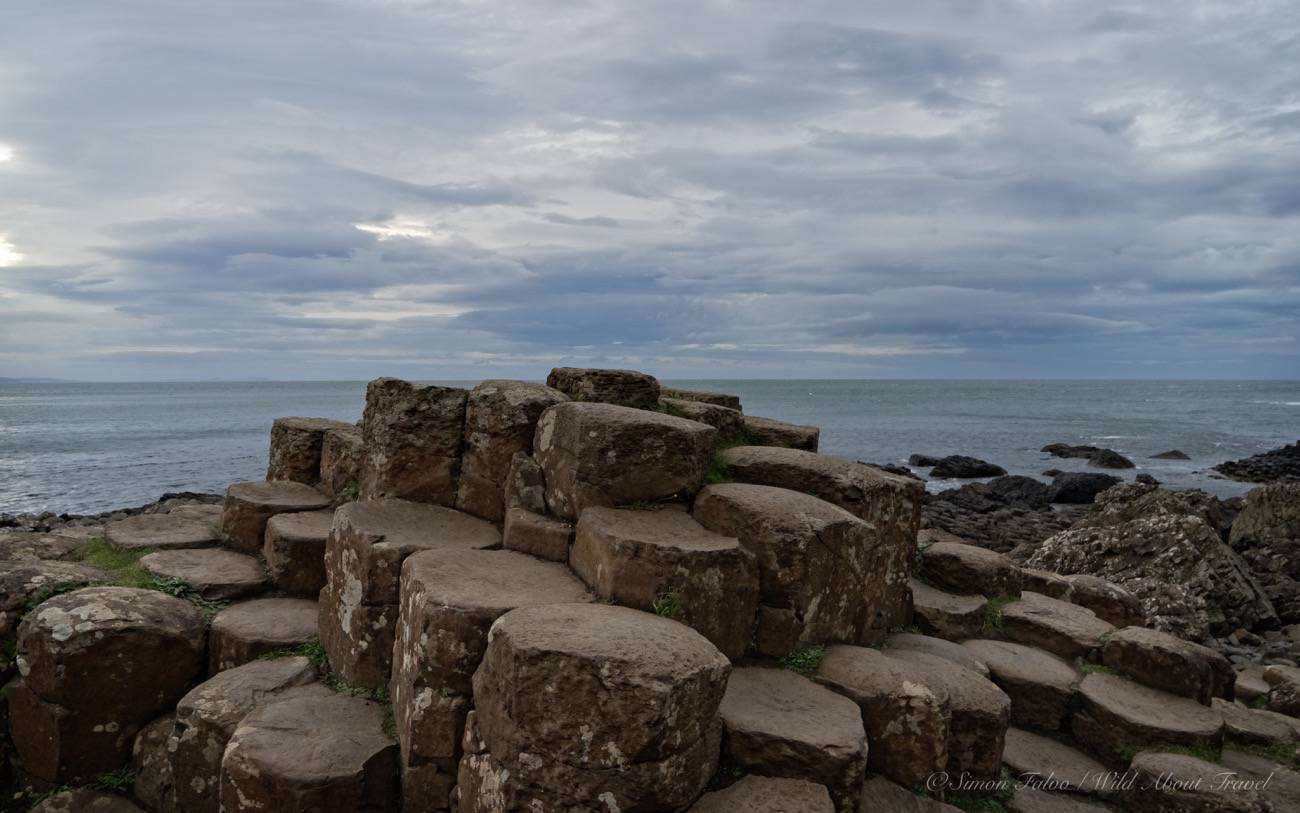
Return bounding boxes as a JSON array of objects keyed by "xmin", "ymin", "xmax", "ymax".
[{"xmin": 2, "ymin": 369, "xmax": 1298, "ymax": 813}]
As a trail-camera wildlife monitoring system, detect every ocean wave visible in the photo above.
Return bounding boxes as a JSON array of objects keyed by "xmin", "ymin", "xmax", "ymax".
[{"xmin": 1250, "ymin": 400, "xmax": 1300, "ymax": 406}]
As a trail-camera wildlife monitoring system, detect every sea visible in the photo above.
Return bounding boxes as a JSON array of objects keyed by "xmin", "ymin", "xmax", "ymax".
[{"xmin": 1, "ymin": 380, "xmax": 1297, "ymax": 516}]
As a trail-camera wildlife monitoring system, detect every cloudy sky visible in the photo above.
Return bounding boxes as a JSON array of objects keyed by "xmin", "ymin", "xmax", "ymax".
[{"xmin": 1, "ymin": 1, "xmax": 1298, "ymax": 381}]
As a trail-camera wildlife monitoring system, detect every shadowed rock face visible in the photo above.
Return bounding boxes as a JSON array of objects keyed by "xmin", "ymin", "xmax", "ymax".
[
  {"xmin": 742, "ymin": 414, "xmax": 820, "ymax": 451},
  {"xmin": 1214, "ymin": 440, "xmax": 1300, "ymax": 483},
  {"xmin": 1230, "ymin": 482, "xmax": 1300, "ymax": 623},
  {"xmin": 359, "ymin": 378, "xmax": 468, "ymax": 506},
  {"xmin": 545, "ymin": 366, "xmax": 661, "ymax": 410},
  {"xmin": 266, "ymin": 416, "xmax": 356, "ymax": 485},
  {"xmin": 1100, "ymin": 626, "xmax": 1234, "ymax": 705}
]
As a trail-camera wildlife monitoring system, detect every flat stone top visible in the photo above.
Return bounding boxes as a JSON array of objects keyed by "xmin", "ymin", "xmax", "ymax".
[
  {"xmin": 1130, "ymin": 750, "xmax": 1263, "ymax": 798},
  {"xmin": 886, "ymin": 633, "xmax": 991, "ymax": 678},
  {"xmin": 1212, "ymin": 698, "xmax": 1300, "ymax": 744},
  {"xmin": 961, "ymin": 639, "xmax": 1079, "ymax": 690},
  {"xmin": 266, "ymin": 508, "xmax": 333, "ymax": 541},
  {"xmin": 226, "ymin": 480, "xmax": 330, "ymax": 509},
  {"xmin": 334, "ymin": 498, "xmax": 500, "ymax": 550},
  {"xmin": 859, "ymin": 776, "xmax": 963, "ymax": 812},
  {"xmin": 273, "ymin": 416, "xmax": 355, "ymax": 432},
  {"xmin": 403, "ymin": 548, "xmax": 591, "ymax": 613},
  {"xmin": 1004, "ymin": 591, "xmax": 1114, "ymax": 637},
  {"xmin": 489, "ymin": 603, "xmax": 728, "ymax": 673},
  {"xmin": 470, "ymin": 378, "xmax": 567, "ymax": 405},
  {"xmin": 816, "ymin": 644, "xmax": 950, "ymax": 706},
  {"xmin": 176, "ymin": 656, "xmax": 317, "ymax": 733},
  {"xmin": 660, "ymin": 387, "xmax": 742, "ymax": 410},
  {"xmin": 20, "ymin": 585, "xmax": 204, "ymax": 641},
  {"xmin": 911, "ymin": 579, "xmax": 989, "ymax": 613},
  {"xmin": 210, "ymin": 598, "xmax": 319, "ymax": 643},
  {"xmin": 228, "ymin": 683, "xmax": 393, "ymax": 781},
  {"xmin": 140, "ymin": 548, "xmax": 266, "ymax": 586},
  {"xmin": 31, "ymin": 789, "xmax": 146, "ymax": 813},
  {"xmin": 1007, "ymin": 787, "xmax": 1113, "ymax": 813},
  {"xmin": 885, "ymin": 649, "xmax": 1011, "ymax": 714},
  {"xmin": 579, "ymin": 506, "xmax": 740, "ymax": 553},
  {"xmin": 719, "ymin": 666, "xmax": 865, "ymax": 750},
  {"xmin": 3, "ymin": 560, "xmax": 108, "ymax": 611},
  {"xmin": 0, "ymin": 530, "xmax": 87, "ymax": 561},
  {"xmin": 105, "ymin": 511, "xmax": 221, "ymax": 550},
  {"xmin": 540, "ymin": 400, "xmax": 714, "ymax": 434},
  {"xmin": 1104, "ymin": 624, "xmax": 1220, "ymax": 658},
  {"xmin": 1078, "ymin": 672, "xmax": 1224, "ymax": 737},
  {"xmin": 690, "ymin": 775, "xmax": 834, "ymax": 813},
  {"xmin": 924, "ymin": 540, "xmax": 1016, "ymax": 569},
  {"xmin": 1002, "ymin": 727, "xmax": 1113, "ymax": 795},
  {"xmin": 695, "ymin": 482, "xmax": 862, "ymax": 527},
  {"xmin": 744, "ymin": 414, "xmax": 819, "ymax": 431},
  {"xmin": 720, "ymin": 445, "xmax": 916, "ymax": 487}
]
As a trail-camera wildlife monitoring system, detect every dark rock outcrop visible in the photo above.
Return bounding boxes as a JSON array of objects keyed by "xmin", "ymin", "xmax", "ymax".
[
  {"xmin": 1214, "ymin": 440, "xmax": 1300, "ymax": 483},
  {"xmin": 1229, "ymin": 482, "xmax": 1300, "ymax": 623},
  {"xmin": 1047, "ymin": 472, "xmax": 1122, "ymax": 504},
  {"xmin": 929, "ymin": 455, "xmax": 1007, "ymax": 479}
]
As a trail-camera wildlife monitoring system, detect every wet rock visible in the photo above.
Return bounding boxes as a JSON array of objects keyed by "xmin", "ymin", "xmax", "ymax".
[
  {"xmin": 718, "ymin": 666, "xmax": 867, "ymax": 809},
  {"xmin": 263, "ymin": 508, "xmax": 332, "ymax": 596},
  {"xmin": 911, "ymin": 580, "xmax": 988, "ymax": 641},
  {"xmin": 139, "ymin": 548, "xmax": 267, "ymax": 601},
  {"xmin": 985, "ymin": 476, "xmax": 1053, "ymax": 510},
  {"xmin": 689, "ymin": 775, "xmax": 833, "ymax": 812},
  {"xmin": 359, "ymin": 377, "xmax": 468, "ymax": 505},
  {"xmin": 1064, "ymin": 575, "xmax": 1146, "ymax": 628},
  {"xmin": 1214, "ymin": 440, "xmax": 1300, "ymax": 483},
  {"xmin": 1229, "ymin": 482, "xmax": 1300, "ymax": 623},
  {"xmin": 910, "ymin": 454, "xmax": 942, "ymax": 467},
  {"xmin": 815, "ymin": 645, "xmax": 949, "ymax": 788},
  {"xmin": 1151, "ymin": 450, "xmax": 1190, "ymax": 460},
  {"xmin": 1100, "ymin": 626, "xmax": 1233, "ymax": 705},
  {"xmin": 220, "ymin": 480, "xmax": 329, "ymax": 553},
  {"xmin": 920, "ymin": 540, "xmax": 1023, "ymax": 598},
  {"xmin": 267, "ymin": 416, "xmax": 355, "ymax": 484},
  {"xmin": 660, "ymin": 386, "xmax": 742, "ymax": 412},
  {"xmin": 1002, "ymin": 727, "xmax": 1117, "ymax": 798},
  {"xmin": 962, "ymin": 639, "xmax": 1079, "ymax": 731},
  {"xmin": 319, "ymin": 425, "xmax": 364, "ymax": 502},
  {"xmin": 1000, "ymin": 591, "xmax": 1114, "ymax": 660},
  {"xmin": 930, "ymin": 455, "xmax": 1008, "ymax": 479},
  {"xmin": 1071, "ymin": 673, "xmax": 1224, "ymax": 765},
  {"xmin": 208, "ymin": 598, "xmax": 318, "ymax": 673},
  {"xmin": 742, "ymin": 414, "xmax": 820, "ymax": 451},
  {"xmin": 13, "ymin": 587, "xmax": 205, "ymax": 783},
  {"xmin": 715, "ymin": 446, "xmax": 924, "ymax": 632},
  {"xmin": 1042, "ymin": 444, "xmax": 1134, "ymax": 470},
  {"xmin": 535, "ymin": 401, "xmax": 715, "ymax": 520},
  {"xmin": 545, "ymin": 366, "xmax": 661, "ymax": 409},
  {"xmin": 1048, "ymin": 473, "xmax": 1122, "ymax": 504},
  {"xmin": 104, "ymin": 511, "xmax": 221, "ymax": 551},
  {"xmin": 501, "ymin": 507, "xmax": 572, "ymax": 562},
  {"xmin": 886, "ymin": 632, "xmax": 990, "ymax": 678},
  {"xmin": 455, "ymin": 380, "xmax": 567, "ymax": 523},
  {"xmin": 1121, "ymin": 750, "xmax": 1269, "ymax": 812},
  {"xmin": 694, "ymin": 483, "xmax": 882, "ymax": 648},
  {"xmin": 220, "ymin": 683, "xmax": 398, "ymax": 813},
  {"xmin": 571, "ymin": 506, "xmax": 759, "ymax": 659},
  {"xmin": 170, "ymin": 657, "xmax": 317, "ymax": 813}
]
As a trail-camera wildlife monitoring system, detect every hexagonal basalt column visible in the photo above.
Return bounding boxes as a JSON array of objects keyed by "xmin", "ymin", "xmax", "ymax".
[{"xmin": 359, "ymin": 377, "xmax": 467, "ymax": 505}]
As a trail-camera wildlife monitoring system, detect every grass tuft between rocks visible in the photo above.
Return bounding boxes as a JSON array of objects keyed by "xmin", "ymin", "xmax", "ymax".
[
  {"xmin": 982, "ymin": 595, "xmax": 1016, "ymax": 633},
  {"xmin": 779, "ymin": 645, "xmax": 825, "ymax": 677},
  {"xmin": 68, "ymin": 536, "xmax": 228, "ymax": 619},
  {"xmin": 259, "ymin": 636, "xmax": 397, "ymax": 740},
  {"xmin": 1080, "ymin": 663, "xmax": 1118, "ymax": 676},
  {"xmin": 652, "ymin": 591, "xmax": 684, "ymax": 620}
]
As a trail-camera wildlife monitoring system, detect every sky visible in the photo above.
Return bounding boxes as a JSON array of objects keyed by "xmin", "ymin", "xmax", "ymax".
[{"xmin": 1, "ymin": 1, "xmax": 1298, "ymax": 381}]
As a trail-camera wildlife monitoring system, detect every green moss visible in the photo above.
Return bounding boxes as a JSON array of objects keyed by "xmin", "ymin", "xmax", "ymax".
[
  {"xmin": 780, "ymin": 645, "xmax": 825, "ymax": 677},
  {"xmin": 704, "ymin": 453, "xmax": 731, "ymax": 485},
  {"xmin": 1231, "ymin": 741, "xmax": 1300, "ymax": 769},
  {"xmin": 1080, "ymin": 663, "xmax": 1118, "ymax": 676},
  {"xmin": 982, "ymin": 595, "xmax": 1016, "ymax": 633},
  {"xmin": 148, "ymin": 575, "xmax": 229, "ymax": 620},
  {"xmin": 652, "ymin": 591, "xmax": 684, "ymax": 620},
  {"xmin": 258, "ymin": 636, "xmax": 330, "ymax": 673},
  {"xmin": 76, "ymin": 536, "xmax": 155, "ymax": 588},
  {"xmin": 93, "ymin": 767, "xmax": 135, "ymax": 793}
]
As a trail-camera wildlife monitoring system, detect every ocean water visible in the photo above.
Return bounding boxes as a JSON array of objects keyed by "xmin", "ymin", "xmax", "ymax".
[{"xmin": 0, "ymin": 379, "xmax": 1296, "ymax": 515}]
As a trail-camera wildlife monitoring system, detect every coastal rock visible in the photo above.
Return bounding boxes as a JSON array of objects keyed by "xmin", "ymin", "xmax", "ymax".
[
  {"xmin": 961, "ymin": 639, "xmax": 1078, "ymax": 731},
  {"xmin": 1, "ymin": 560, "xmax": 108, "ymax": 638},
  {"xmin": 1088, "ymin": 449, "xmax": 1135, "ymax": 469},
  {"xmin": 742, "ymin": 414, "xmax": 820, "ymax": 451},
  {"xmin": 1064, "ymin": 574, "xmax": 1146, "ymax": 628},
  {"xmin": 208, "ymin": 597, "xmax": 318, "ymax": 672},
  {"xmin": 1212, "ymin": 697, "xmax": 1300, "ymax": 745},
  {"xmin": 0, "ymin": 530, "xmax": 87, "ymax": 562},
  {"xmin": 660, "ymin": 386, "xmax": 742, "ymax": 411},
  {"xmin": 30, "ymin": 790, "xmax": 145, "ymax": 813},
  {"xmin": 715, "ymin": 446, "xmax": 924, "ymax": 632},
  {"xmin": 570, "ymin": 506, "xmax": 759, "ymax": 659},
  {"xmin": 318, "ymin": 582, "xmax": 397, "ymax": 689},
  {"xmin": 263, "ymin": 508, "xmax": 332, "ymax": 596},
  {"xmin": 1001, "ymin": 727, "xmax": 1116, "ymax": 798},
  {"xmin": 717, "ymin": 666, "xmax": 867, "ymax": 809},
  {"xmin": 1047, "ymin": 472, "xmax": 1121, "ymax": 504},
  {"xmin": 1229, "ymin": 482, "xmax": 1300, "ymax": 623},
  {"xmin": 688, "ymin": 776, "xmax": 833, "ymax": 813},
  {"xmin": 919, "ymin": 540, "xmax": 1023, "ymax": 598},
  {"xmin": 266, "ymin": 416, "xmax": 355, "ymax": 484},
  {"xmin": 1075, "ymin": 482, "xmax": 1232, "ymax": 534},
  {"xmin": 1121, "ymin": 750, "xmax": 1269, "ymax": 812},
  {"xmin": 910, "ymin": 454, "xmax": 941, "ymax": 467},
  {"xmin": 359, "ymin": 377, "xmax": 467, "ymax": 505},
  {"xmin": 929, "ymin": 455, "xmax": 1008, "ymax": 479},
  {"xmin": 886, "ymin": 632, "xmax": 991, "ymax": 678},
  {"xmin": 1021, "ymin": 567, "xmax": 1073, "ymax": 599},
  {"xmin": 139, "ymin": 548, "xmax": 268, "ymax": 600},
  {"xmin": 1042, "ymin": 443, "xmax": 1135, "ymax": 469},
  {"xmin": 694, "ymin": 483, "xmax": 882, "ymax": 649},
  {"xmin": 1100, "ymin": 626, "xmax": 1234, "ymax": 705},
  {"xmin": 503, "ymin": 452, "xmax": 546, "ymax": 514},
  {"xmin": 220, "ymin": 480, "xmax": 330, "ymax": 552},
  {"xmin": 1221, "ymin": 749, "xmax": 1300, "ymax": 813},
  {"xmin": 1264, "ymin": 664, "xmax": 1300, "ymax": 716},
  {"xmin": 923, "ymin": 493, "xmax": 1080, "ymax": 558},
  {"xmin": 455, "ymin": 379, "xmax": 567, "ymax": 524},
  {"xmin": 104, "ymin": 511, "xmax": 221, "ymax": 551},
  {"xmin": 1151, "ymin": 450, "xmax": 1190, "ymax": 460},
  {"xmin": 659, "ymin": 396, "xmax": 745, "ymax": 440},
  {"xmin": 1214, "ymin": 440, "xmax": 1300, "ymax": 483},
  {"xmin": 219, "ymin": 683, "xmax": 398, "ymax": 813},
  {"xmin": 985, "ymin": 475, "xmax": 1053, "ymax": 510},
  {"xmin": 318, "ymin": 425, "xmax": 363, "ymax": 502},
  {"xmin": 859, "ymin": 776, "xmax": 963, "ymax": 812},
  {"xmin": 130, "ymin": 715, "xmax": 175, "ymax": 813},
  {"xmin": 544, "ymin": 366, "xmax": 660, "ymax": 409},
  {"xmin": 534, "ymin": 401, "xmax": 715, "ymax": 520},
  {"xmin": 911, "ymin": 579, "xmax": 988, "ymax": 640},
  {"xmin": 501, "ymin": 507, "xmax": 572, "ymax": 562},
  {"xmin": 1071, "ymin": 673, "xmax": 1224, "ymax": 765},
  {"xmin": 1000, "ymin": 591, "xmax": 1115, "ymax": 660}
]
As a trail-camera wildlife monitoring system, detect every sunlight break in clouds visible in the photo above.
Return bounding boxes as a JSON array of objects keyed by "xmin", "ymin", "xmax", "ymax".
[
  {"xmin": 0, "ymin": 235, "xmax": 22, "ymax": 267},
  {"xmin": 0, "ymin": 144, "xmax": 13, "ymax": 163}
]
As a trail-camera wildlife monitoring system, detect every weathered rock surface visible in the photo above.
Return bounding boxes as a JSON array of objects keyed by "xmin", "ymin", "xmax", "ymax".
[
  {"xmin": 962, "ymin": 639, "xmax": 1079, "ymax": 731},
  {"xmin": 105, "ymin": 511, "xmax": 221, "ymax": 551},
  {"xmin": 1042, "ymin": 444, "xmax": 1135, "ymax": 470},
  {"xmin": 1264, "ymin": 664, "xmax": 1300, "ymax": 716},
  {"xmin": 1100, "ymin": 626, "xmax": 1233, "ymax": 705},
  {"xmin": 319, "ymin": 424, "xmax": 364, "ymax": 501},
  {"xmin": 1, "ymin": 560, "xmax": 108, "ymax": 637},
  {"xmin": 1214, "ymin": 439, "xmax": 1300, "ymax": 483},
  {"xmin": 1022, "ymin": 567, "xmax": 1074, "ymax": 599},
  {"xmin": 1234, "ymin": 666, "xmax": 1270, "ymax": 704},
  {"xmin": 694, "ymin": 483, "xmax": 882, "ymax": 649},
  {"xmin": 359, "ymin": 377, "xmax": 467, "ymax": 505},
  {"xmin": 503, "ymin": 452, "xmax": 547, "ymax": 514},
  {"xmin": 1000, "ymin": 591, "xmax": 1114, "ymax": 660},
  {"xmin": 130, "ymin": 715, "xmax": 175, "ymax": 813},
  {"xmin": 1064, "ymin": 574, "xmax": 1146, "ymax": 628},
  {"xmin": 929, "ymin": 455, "xmax": 1008, "ymax": 479},
  {"xmin": 455, "ymin": 380, "xmax": 567, "ymax": 523},
  {"xmin": 1001, "ymin": 727, "xmax": 1117, "ymax": 798},
  {"xmin": 263, "ymin": 508, "xmax": 332, "ymax": 595},
  {"xmin": 660, "ymin": 397, "xmax": 744, "ymax": 440},
  {"xmin": 689, "ymin": 775, "xmax": 833, "ymax": 813},
  {"xmin": 885, "ymin": 648, "xmax": 1011, "ymax": 781},
  {"xmin": 318, "ymin": 582, "xmax": 397, "ymax": 689},
  {"xmin": 30, "ymin": 790, "xmax": 146, "ymax": 813},
  {"xmin": 267, "ymin": 416, "xmax": 355, "ymax": 484},
  {"xmin": 13, "ymin": 587, "xmax": 206, "ymax": 783},
  {"xmin": 208, "ymin": 597, "xmax": 318, "ymax": 672},
  {"xmin": 859, "ymin": 776, "xmax": 963, "ymax": 812},
  {"xmin": 0, "ymin": 530, "xmax": 87, "ymax": 561},
  {"xmin": 170, "ymin": 657, "xmax": 317, "ymax": 813},
  {"xmin": 717, "ymin": 446, "xmax": 923, "ymax": 632},
  {"xmin": 545, "ymin": 366, "xmax": 661, "ymax": 409},
  {"xmin": 221, "ymin": 480, "xmax": 330, "ymax": 552},
  {"xmin": 1221, "ymin": 748, "xmax": 1300, "ymax": 812},
  {"xmin": 1212, "ymin": 697, "xmax": 1300, "ymax": 745},
  {"xmin": 911, "ymin": 579, "xmax": 989, "ymax": 640},
  {"xmin": 1072, "ymin": 673, "xmax": 1224, "ymax": 765},
  {"xmin": 571, "ymin": 506, "xmax": 759, "ymax": 659},
  {"xmin": 501, "ymin": 507, "xmax": 571, "ymax": 562},
  {"xmin": 534, "ymin": 401, "xmax": 715, "ymax": 520},
  {"xmin": 220, "ymin": 683, "xmax": 399, "ymax": 813},
  {"xmin": 743, "ymin": 414, "xmax": 820, "ymax": 451},
  {"xmin": 815, "ymin": 645, "xmax": 949, "ymax": 788},
  {"xmin": 886, "ymin": 632, "xmax": 990, "ymax": 678},
  {"xmin": 920, "ymin": 540, "xmax": 1023, "ymax": 597},
  {"xmin": 1007, "ymin": 787, "xmax": 1114, "ymax": 812},
  {"xmin": 1229, "ymin": 482, "xmax": 1300, "ymax": 623},
  {"xmin": 660, "ymin": 386, "xmax": 742, "ymax": 411},
  {"xmin": 1121, "ymin": 750, "xmax": 1269, "ymax": 812},
  {"xmin": 139, "ymin": 548, "xmax": 268, "ymax": 600},
  {"xmin": 717, "ymin": 666, "xmax": 867, "ymax": 809},
  {"xmin": 1048, "ymin": 472, "xmax": 1122, "ymax": 504}
]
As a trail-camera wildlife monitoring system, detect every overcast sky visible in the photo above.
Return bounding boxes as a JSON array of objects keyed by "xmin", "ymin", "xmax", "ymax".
[{"xmin": 1, "ymin": 1, "xmax": 1298, "ymax": 381}]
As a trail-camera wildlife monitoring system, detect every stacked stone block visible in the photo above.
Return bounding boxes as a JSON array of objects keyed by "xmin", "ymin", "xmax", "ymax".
[{"xmin": 359, "ymin": 378, "xmax": 468, "ymax": 504}]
